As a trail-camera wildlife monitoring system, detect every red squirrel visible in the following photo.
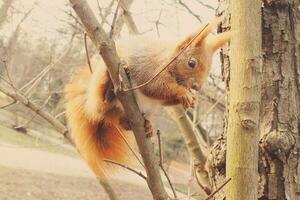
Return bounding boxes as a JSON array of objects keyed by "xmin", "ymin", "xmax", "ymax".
[{"xmin": 65, "ymin": 16, "xmax": 231, "ymax": 178}]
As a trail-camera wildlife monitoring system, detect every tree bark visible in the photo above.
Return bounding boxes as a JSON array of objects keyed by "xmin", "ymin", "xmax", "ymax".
[
  {"xmin": 226, "ymin": 1, "xmax": 262, "ymax": 200},
  {"xmin": 208, "ymin": 0, "xmax": 300, "ymax": 199}
]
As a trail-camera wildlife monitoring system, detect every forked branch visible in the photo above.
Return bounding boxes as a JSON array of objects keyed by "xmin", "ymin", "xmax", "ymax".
[{"xmin": 69, "ymin": 0, "xmax": 169, "ymax": 199}]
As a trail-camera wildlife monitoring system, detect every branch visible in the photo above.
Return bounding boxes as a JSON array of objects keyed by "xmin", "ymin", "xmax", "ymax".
[
  {"xmin": 115, "ymin": 126, "xmax": 144, "ymax": 168},
  {"xmin": 199, "ymin": 92, "xmax": 225, "ymax": 112},
  {"xmin": 186, "ymin": 110, "xmax": 212, "ymax": 145},
  {"xmin": 104, "ymin": 159, "xmax": 147, "ymax": 180},
  {"xmin": 157, "ymin": 130, "xmax": 177, "ymax": 199},
  {"xmin": 97, "ymin": 0, "xmax": 114, "ymax": 26},
  {"xmin": 13, "ymin": 95, "xmax": 52, "ymax": 129},
  {"xmin": 84, "ymin": 32, "xmax": 93, "ymax": 73},
  {"xmin": 122, "ymin": 11, "xmax": 139, "ymax": 35},
  {"xmin": 19, "ymin": 35, "xmax": 75, "ymax": 95},
  {"xmin": 69, "ymin": 0, "xmax": 169, "ymax": 199},
  {"xmin": 109, "ymin": 0, "xmax": 122, "ymax": 38},
  {"xmin": 178, "ymin": 0, "xmax": 202, "ymax": 23},
  {"xmin": 166, "ymin": 106, "xmax": 212, "ymax": 194},
  {"xmin": 0, "ymin": 85, "xmax": 68, "ymax": 135},
  {"xmin": 112, "ymin": 0, "xmax": 134, "ymax": 38},
  {"xmin": 0, "ymin": 0, "xmax": 14, "ymax": 28},
  {"xmin": 195, "ymin": 0, "xmax": 215, "ymax": 11},
  {"xmin": 6, "ymin": 6, "xmax": 34, "ymax": 58},
  {"xmin": 204, "ymin": 178, "xmax": 231, "ymax": 200}
]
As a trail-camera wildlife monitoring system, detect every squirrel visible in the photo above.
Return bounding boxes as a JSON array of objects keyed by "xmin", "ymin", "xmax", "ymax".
[{"xmin": 64, "ymin": 16, "xmax": 231, "ymax": 179}]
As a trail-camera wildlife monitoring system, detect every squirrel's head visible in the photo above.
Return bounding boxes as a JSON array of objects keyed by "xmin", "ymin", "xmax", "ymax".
[{"xmin": 169, "ymin": 16, "xmax": 231, "ymax": 91}]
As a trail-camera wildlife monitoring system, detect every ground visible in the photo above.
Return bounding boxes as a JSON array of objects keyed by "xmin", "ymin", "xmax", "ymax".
[
  {"xmin": 0, "ymin": 142, "xmax": 153, "ymax": 200},
  {"xmin": 0, "ymin": 111, "xmax": 204, "ymax": 200}
]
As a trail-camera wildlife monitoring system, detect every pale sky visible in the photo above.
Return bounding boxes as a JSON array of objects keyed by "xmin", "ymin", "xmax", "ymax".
[{"xmin": 2, "ymin": 0, "xmax": 218, "ymax": 45}]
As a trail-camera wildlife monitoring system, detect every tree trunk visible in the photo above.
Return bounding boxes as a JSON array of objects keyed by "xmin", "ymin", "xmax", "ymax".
[
  {"xmin": 226, "ymin": 1, "xmax": 262, "ymax": 200},
  {"xmin": 208, "ymin": 0, "xmax": 300, "ymax": 199}
]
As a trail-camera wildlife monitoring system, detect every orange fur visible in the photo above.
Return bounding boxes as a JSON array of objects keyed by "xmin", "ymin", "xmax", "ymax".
[{"xmin": 65, "ymin": 65, "xmax": 132, "ymax": 178}]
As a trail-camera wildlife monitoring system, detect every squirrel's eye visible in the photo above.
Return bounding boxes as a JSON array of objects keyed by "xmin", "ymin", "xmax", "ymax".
[{"xmin": 187, "ymin": 58, "xmax": 197, "ymax": 69}]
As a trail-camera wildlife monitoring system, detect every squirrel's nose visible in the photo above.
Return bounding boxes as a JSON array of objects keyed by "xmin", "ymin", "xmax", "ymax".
[{"xmin": 191, "ymin": 83, "xmax": 201, "ymax": 91}]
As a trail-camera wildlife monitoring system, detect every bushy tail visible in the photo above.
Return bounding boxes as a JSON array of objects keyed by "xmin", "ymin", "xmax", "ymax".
[{"xmin": 65, "ymin": 66, "xmax": 132, "ymax": 178}]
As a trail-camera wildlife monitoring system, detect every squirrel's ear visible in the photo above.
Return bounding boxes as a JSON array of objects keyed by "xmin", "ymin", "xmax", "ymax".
[
  {"xmin": 193, "ymin": 16, "xmax": 226, "ymax": 47},
  {"xmin": 206, "ymin": 31, "xmax": 232, "ymax": 52},
  {"xmin": 175, "ymin": 33, "xmax": 197, "ymax": 52},
  {"xmin": 175, "ymin": 16, "xmax": 227, "ymax": 51}
]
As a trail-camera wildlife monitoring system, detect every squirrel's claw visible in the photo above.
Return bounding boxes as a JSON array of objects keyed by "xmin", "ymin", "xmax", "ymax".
[
  {"xmin": 179, "ymin": 91, "xmax": 196, "ymax": 108},
  {"xmin": 142, "ymin": 113, "xmax": 153, "ymax": 137}
]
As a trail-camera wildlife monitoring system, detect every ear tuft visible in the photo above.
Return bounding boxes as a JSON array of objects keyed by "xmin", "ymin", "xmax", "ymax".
[
  {"xmin": 207, "ymin": 31, "xmax": 232, "ymax": 52},
  {"xmin": 193, "ymin": 15, "xmax": 226, "ymax": 46},
  {"xmin": 175, "ymin": 15, "xmax": 228, "ymax": 52},
  {"xmin": 175, "ymin": 34, "xmax": 197, "ymax": 52}
]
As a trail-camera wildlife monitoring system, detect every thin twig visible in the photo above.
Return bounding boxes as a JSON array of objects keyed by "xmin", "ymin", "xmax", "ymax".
[
  {"xmin": 191, "ymin": 178, "xmax": 232, "ymax": 199},
  {"xmin": 0, "ymin": 100, "xmax": 16, "ymax": 109},
  {"xmin": 3, "ymin": 60, "xmax": 15, "ymax": 87},
  {"xmin": 178, "ymin": 0, "xmax": 202, "ymax": 23},
  {"xmin": 195, "ymin": 0, "xmax": 215, "ymax": 11},
  {"xmin": 103, "ymin": 159, "xmax": 147, "ymax": 180},
  {"xmin": 19, "ymin": 35, "xmax": 75, "ymax": 93},
  {"xmin": 0, "ymin": 85, "xmax": 68, "ymax": 135},
  {"xmin": 115, "ymin": 126, "xmax": 145, "ymax": 168},
  {"xmin": 84, "ymin": 32, "xmax": 93, "ymax": 73},
  {"xmin": 204, "ymin": 178, "xmax": 231, "ymax": 200},
  {"xmin": 109, "ymin": 0, "xmax": 122, "ymax": 38},
  {"xmin": 14, "ymin": 95, "xmax": 52, "ymax": 129},
  {"xmin": 122, "ymin": 23, "xmax": 209, "ymax": 92},
  {"xmin": 157, "ymin": 130, "xmax": 177, "ymax": 199},
  {"xmin": 97, "ymin": 0, "xmax": 114, "ymax": 26},
  {"xmin": 2, "ymin": 59, "xmax": 18, "ymax": 92},
  {"xmin": 187, "ymin": 159, "xmax": 194, "ymax": 200},
  {"xmin": 55, "ymin": 111, "xmax": 66, "ymax": 119},
  {"xmin": 195, "ymin": 94, "xmax": 225, "ymax": 125}
]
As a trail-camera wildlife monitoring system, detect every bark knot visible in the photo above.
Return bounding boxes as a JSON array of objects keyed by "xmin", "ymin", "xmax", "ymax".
[{"xmin": 236, "ymin": 102, "xmax": 260, "ymax": 131}]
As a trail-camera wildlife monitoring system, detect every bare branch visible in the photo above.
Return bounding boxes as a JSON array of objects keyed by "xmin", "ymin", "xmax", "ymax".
[
  {"xmin": 14, "ymin": 95, "xmax": 52, "ymax": 129},
  {"xmin": 203, "ymin": 178, "xmax": 231, "ymax": 200},
  {"xmin": 199, "ymin": 92, "xmax": 225, "ymax": 112},
  {"xmin": 115, "ymin": 126, "xmax": 145, "ymax": 168},
  {"xmin": 195, "ymin": 0, "xmax": 215, "ymax": 11},
  {"xmin": 97, "ymin": 0, "xmax": 114, "ymax": 26},
  {"xmin": 112, "ymin": 0, "xmax": 134, "ymax": 38},
  {"xmin": 166, "ymin": 106, "xmax": 212, "ymax": 194},
  {"xmin": 121, "ymin": 8, "xmax": 139, "ymax": 35},
  {"xmin": 195, "ymin": 94, "xmax": 225, "ymax": 125},
  {"xmin": 20, "ymin": 35, "xmax": 75, "ymax": 95},
  {"xmin": 157, "ymin": 130, "xmax": 178, "ymax": 199},
  {"xmin": 104, "ymin": 159, "xmax": 147, "ymax": 180},
  {"xmin": 0, "ymin": 0, "xmax": 14, "ymax": 28},
  {"xmin": 0, "ymin": 85, "xmax": 68, "ymax": 135},
  {"xmin": 178, "ymin": 0, "xmax": 202, "ymax": 23},
  {"xmin": 5, "ymin": 6, "xmax": 34, "ymax": 61},
  {"xmin": 55, "ymin": 111, "xmax": 66, "ymax": 119},
  {"xmin": 109, "ymin": 0, "xmax": 122, "ymax": 38},
  {"xmin": 0, "ymin": 99, "xmax": 16, "ymax": 109},
  {"xmin": 84, "ymin": 32, "xmax": 93, "ymax": 73}
]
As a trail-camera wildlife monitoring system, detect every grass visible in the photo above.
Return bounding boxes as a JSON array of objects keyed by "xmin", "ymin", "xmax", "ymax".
[{"xmin": 0, "ymin": 124, "xmax": 77, "ymax": 158}]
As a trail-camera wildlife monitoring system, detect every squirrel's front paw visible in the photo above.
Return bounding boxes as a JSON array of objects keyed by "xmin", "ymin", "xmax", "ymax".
[{"xmin": 179, "ymin": 90, "xmax": 196, "ymax": 108}]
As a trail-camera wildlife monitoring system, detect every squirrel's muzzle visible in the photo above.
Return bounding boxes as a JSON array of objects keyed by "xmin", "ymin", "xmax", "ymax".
[{"xmin": 191, "ymin": 83, "xmax": 201, "ymax": 91}]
